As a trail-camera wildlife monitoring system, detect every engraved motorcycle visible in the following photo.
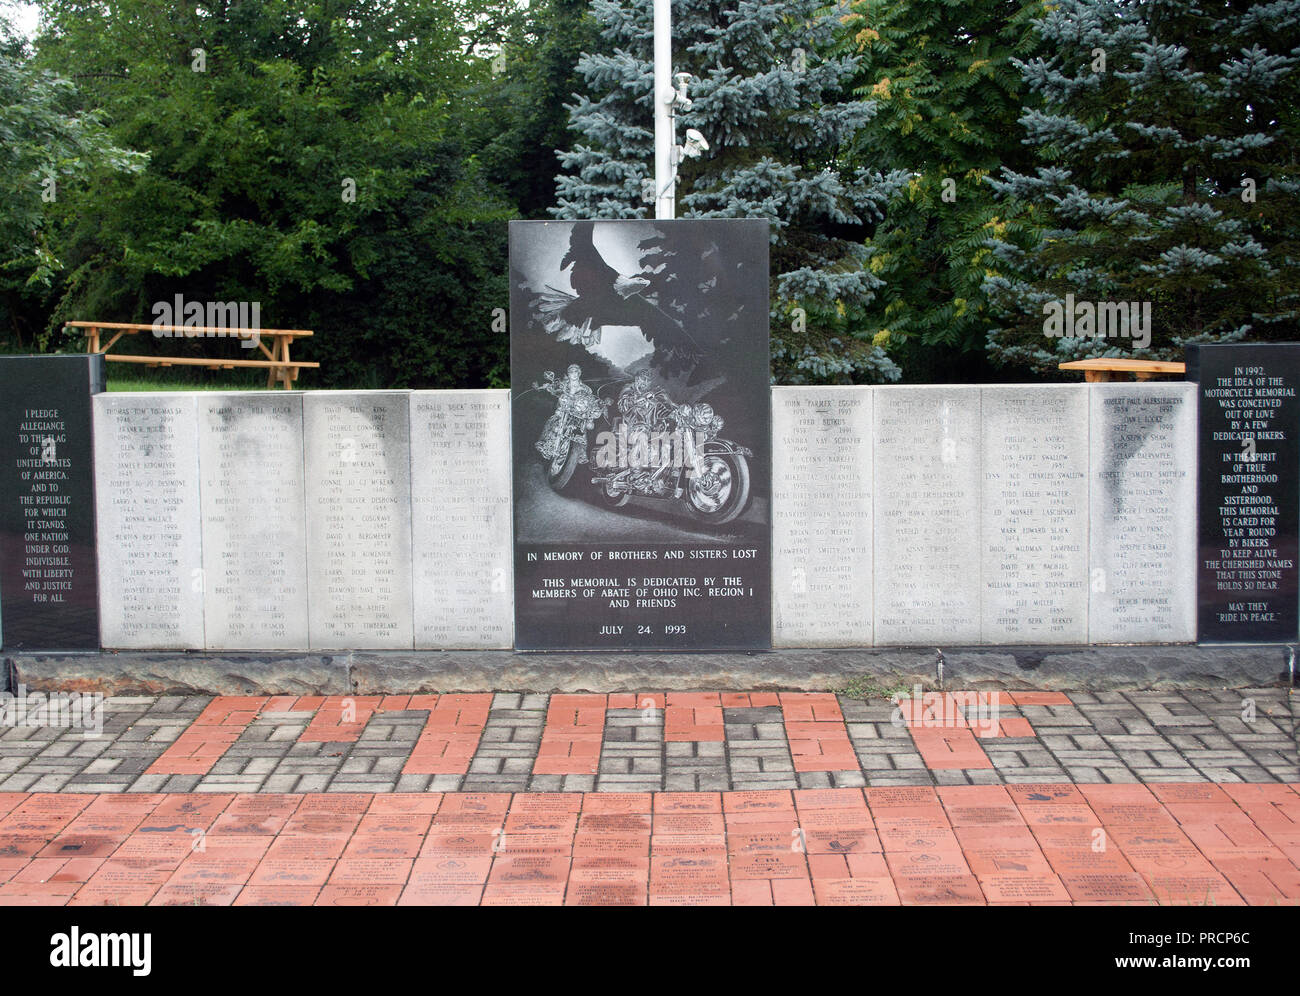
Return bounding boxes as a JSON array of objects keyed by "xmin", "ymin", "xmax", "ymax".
[
  {"xmin": 537, "ymin": 371, "xmax": 753, "ymax": 525},
  {"xmin": 589, "ymin": 394, "xmax": 753, "ymax": 525},
  {"xmin": 533, "ymin": 370, "xmax": 610, "ymax": 491}
]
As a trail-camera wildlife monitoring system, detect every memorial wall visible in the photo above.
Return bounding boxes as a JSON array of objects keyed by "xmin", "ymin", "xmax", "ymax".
[
  {"xmin": 64, "ymin": 382, "xmax": 1212, "ymax": 652},
  {"xmin": 769, "ymin": 384, "xmax": 1200, "ymax": 647},
  {"xmin": 88, "ymin": 390, "xmax": 512, "ymax": 651}
]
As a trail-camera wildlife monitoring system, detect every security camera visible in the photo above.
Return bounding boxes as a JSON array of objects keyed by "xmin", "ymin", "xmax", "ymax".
[
  {"xmin": 672, "ymin": 72, "xmax": 693, "ymax": 110},
  {"xmin": 680, "ymin": 128, "xmax": 709, "ymax": 159}
]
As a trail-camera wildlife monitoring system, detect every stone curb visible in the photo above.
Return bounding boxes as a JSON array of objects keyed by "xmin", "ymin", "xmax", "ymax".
[
  {"xmin": 5, "ymin": 652, "xmax": 350, "ymax": 697},
  {"xmin": 4, "ymin": 643, "xmax": 1295, "ymax": 695}
]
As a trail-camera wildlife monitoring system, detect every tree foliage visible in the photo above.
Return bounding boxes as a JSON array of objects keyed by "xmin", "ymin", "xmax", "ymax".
[
  {"xmin": 983, "ymin": 0, "xmax": 1300, "ymax": 374},
  {"xmin": 553, "ymin": 0, "xmax": 909, "ymax": 384},
  {"xmin": 843, "ymin": 0, "xmax": 1044, "ymax": 380},
  {"xmin": 477, "ymin": 0, "xmax": 601, "ymax": 219},
  {"xmin": 16, "ymin": 0, "xmax": 527, "ymax": 385},
  {"xmin": 2, "ymin": 0, "xmax": 1296, "ymax": 385},
  {"xmin": 0, "ymin": 6, "xmax": 145, "ymax": 342}
]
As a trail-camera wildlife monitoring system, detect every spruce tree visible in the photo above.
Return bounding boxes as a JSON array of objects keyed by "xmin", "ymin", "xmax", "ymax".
[
  {"xmin": 552, "ymin": 0, "xmax": 908, "ymax": 383},
  {"xmin": 983, "ymin": 0, "xmax": 1300, "ymax": 374}
]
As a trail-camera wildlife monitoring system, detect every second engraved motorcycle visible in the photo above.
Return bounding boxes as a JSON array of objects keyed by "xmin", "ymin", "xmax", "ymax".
[{"xmin": 537, "ymin": 367, "xmax": 754, "ymax": 526}]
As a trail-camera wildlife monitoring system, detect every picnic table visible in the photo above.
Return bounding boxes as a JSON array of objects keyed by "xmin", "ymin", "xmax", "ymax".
[
  {"xmin": 1058, "ymin": 358, "xmax": 1185, "ymax": 382},
  {"xmin": 68, "ymin": 320, "xmax": 319, "ymax": 390}
]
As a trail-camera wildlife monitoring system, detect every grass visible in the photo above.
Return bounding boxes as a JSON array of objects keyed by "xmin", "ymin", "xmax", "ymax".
[
  {"xmin": 105, "ymin": 370, "xmax": 264, "ymax": 392},
  {"xmin": 836, "ymin": 675, "xmax": 915, "ymax": 701},
  {"xmin": 102, "ymin": 358, "xmax": 303, "ymax": 392}
]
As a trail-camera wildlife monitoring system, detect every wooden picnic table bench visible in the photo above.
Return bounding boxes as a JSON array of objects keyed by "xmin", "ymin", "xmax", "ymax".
[
  {"xmin": 68, "ymin": 320, "xmax": 319, "ymax": 390},
  {"xmin": 1058, "ymin": 357, "xmax": 1186, "ymax": 382}
]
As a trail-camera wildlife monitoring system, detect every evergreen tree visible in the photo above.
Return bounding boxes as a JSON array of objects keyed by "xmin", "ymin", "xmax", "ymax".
[
  {"xmin": 552, "ymin": 0, "xmax": 908, "ymax": 383},
  {"xmin": 983, "ymin": 0, "xmax": 1300, "ymax": 375},
  {"xmin": 842, "ymin": 0, "xmax": 1044, "ymax": 381}
]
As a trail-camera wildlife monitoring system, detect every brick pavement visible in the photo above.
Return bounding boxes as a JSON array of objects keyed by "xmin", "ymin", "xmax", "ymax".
[
  {"xmin": 3, "ymin": 688, "xmax": 1292, "ymax": 794},
  {"xmin": 0, "ymin": 687, "xmax": 1293, "ymax": 905},
  {"xmin": 0, "ymin": 782, "xmax": 1295, "ymax": 905}
]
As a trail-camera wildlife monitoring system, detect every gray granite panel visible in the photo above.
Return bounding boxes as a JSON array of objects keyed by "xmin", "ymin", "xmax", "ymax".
[
  {"xmin": 981, "ymin": 385, "xmax": 1089, "ymax": 644},
  {"xmin": 304, "ymin": 392, "xmax": 413, "ymax": 649},
  {"xmin": 771, "ymin": 387, "xmax": 872, "ymax": 647},
  {"xmin": 1088, "ymin": 382, "xmax": 1197, "ymax": 643},
  {"xmin": 93, "ymin": 394, "xmax": 204, "ymax": 649},
  {"xmin": 198, "ymin": 394, "xmax": 309, "ymax": 649},
  {"xmin": 873, "ymin": 387, "xmax": 981, "ymax": 645},
  {"xmin": 410, "ymin": 390, "xmax": 513, "ymax": 649}
]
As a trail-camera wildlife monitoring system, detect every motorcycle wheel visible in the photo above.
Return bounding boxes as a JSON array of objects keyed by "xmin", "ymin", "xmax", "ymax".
[
  {"xmin": 685, "ymin": 452, "xmax": 750, "ymax": 525},
  {"xmin": 545, "ymin": 440, "xmax": 580, "ymax": 491},
  {"xmin": 600, "ymin": 477, "xmax": 630, "ymax": 508}
]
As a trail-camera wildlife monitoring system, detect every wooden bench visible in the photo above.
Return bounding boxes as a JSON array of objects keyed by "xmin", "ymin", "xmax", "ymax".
[
  {"xmin": 68, "ymin": 321, "xmax": 319, "ymax": 390},
  {"xmin": 1058, "ymin": 358, "xmax": 1186, "ymax": 382}
]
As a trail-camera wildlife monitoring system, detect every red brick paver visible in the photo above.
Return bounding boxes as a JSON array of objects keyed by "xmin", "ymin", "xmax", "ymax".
[
  {"xmin": 404, "ymin": 694, "xmax": 492, "ymax": 775},
  {"xmin": 1, "ymin": 784, "xmax": 1295, "ymax": 906},
  {"xmin": 910, "ymin": 728, "xmax": 994, "ymax": 770},
  {"xmin": 780, "ymin": 693, "xmax": 857, "ymax": 772},
  {"xmin": 146, "ymin": 697, "xmax": 270, "ymax": 776},
  {"xmin": 299, "ymin": 696, "xmax": 385, "ymax": 743},
  {"xmin": 533, "ymin": 695, "xmax": 607, "ymax": 775},
  {"xmin": 665, "ymin": 692, "xmax": 725, "ymax": 741}
]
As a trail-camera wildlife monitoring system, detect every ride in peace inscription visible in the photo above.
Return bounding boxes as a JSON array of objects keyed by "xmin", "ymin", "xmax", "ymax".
[{"xmin": 1192, "ymin": 343, "xmax": 1299, "ymax": 643}]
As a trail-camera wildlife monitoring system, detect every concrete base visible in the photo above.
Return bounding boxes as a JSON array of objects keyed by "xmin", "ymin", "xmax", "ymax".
[{"xmin": 4, "ymin": 644, "xmax": 1295, "ymax": 696}]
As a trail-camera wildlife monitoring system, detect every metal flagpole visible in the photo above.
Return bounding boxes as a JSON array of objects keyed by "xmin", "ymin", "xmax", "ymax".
[{"xmin": 653, "ymin": 0, "xmax": 675, "ymax": 219}]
